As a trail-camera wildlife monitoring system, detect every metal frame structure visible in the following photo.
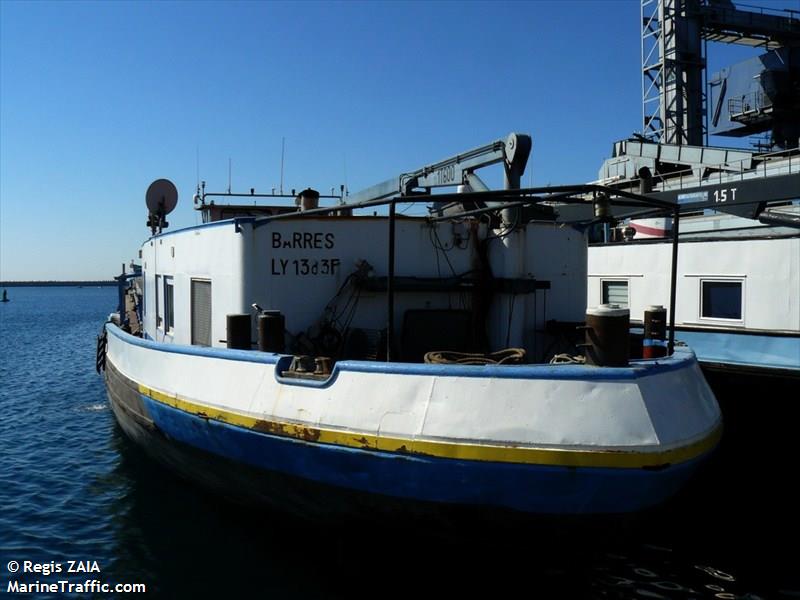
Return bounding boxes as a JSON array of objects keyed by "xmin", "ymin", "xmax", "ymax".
[
  {"xmin": 250, "ymin": 184, "xmax": 682, "ymax": 358},
  {"xmin": 642, "ymin": 0, "xmax": 706, "ymax": 145},
  {"xmin": 640, "ymin": 0, "xmax": 800, "ymax": 146}
]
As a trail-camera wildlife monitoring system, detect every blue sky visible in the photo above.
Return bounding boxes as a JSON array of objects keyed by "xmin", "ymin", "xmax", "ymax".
[{"xmin": 1, "ymin": 0, "xmax": 795, "ymax": 280}]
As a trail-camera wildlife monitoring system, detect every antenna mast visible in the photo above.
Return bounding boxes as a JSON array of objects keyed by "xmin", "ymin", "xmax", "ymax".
[{"xmin": 280, "ymin": 137, "xmax": 285, "ymax": 195}]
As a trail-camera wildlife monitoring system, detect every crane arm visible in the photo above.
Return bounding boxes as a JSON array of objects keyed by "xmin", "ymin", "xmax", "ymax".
[{"xmin": 347, "ymin": 133, "xmax": 532, "ymax": 204}]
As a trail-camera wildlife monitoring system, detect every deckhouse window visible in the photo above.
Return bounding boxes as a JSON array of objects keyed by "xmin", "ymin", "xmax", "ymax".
[
  {"xmin": 156, "ymin": 275, "xmax": 162, "ymax": 328},
  {"xmin": 191, "ymin": 279, "xmax": 212, "ymax": 347},
  {"xmin": 602, "ymin": 280, "xmax": 629, "ymax": 308},
  {"xmin": 701, "ymin": 280, "xmax": 742, "ymax": 321},
  {"xmin": 164, "ymin": 277, "xmax": 175, "ymax": 334}
]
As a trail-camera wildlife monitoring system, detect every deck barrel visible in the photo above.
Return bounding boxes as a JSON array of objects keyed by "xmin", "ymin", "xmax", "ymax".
[
  {"xmin": 585, "ymin": 304, "xmax": 630, "ymax": 367},
  {"xmin": 643, "ymin": 305, "xmax": 668, "ymax": 359},
  {"xmin": 226, "ymin": 314, "xmax": 251, "ymax": 350},
  {"xmin": 258, "ymin": 311, "xmax": 285, "ymax": 353}
]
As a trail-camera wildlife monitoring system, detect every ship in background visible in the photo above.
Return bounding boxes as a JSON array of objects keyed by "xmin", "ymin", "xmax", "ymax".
[{"xmin": 584, "ymin": 0, "xmax": 800, "ymax": 381}]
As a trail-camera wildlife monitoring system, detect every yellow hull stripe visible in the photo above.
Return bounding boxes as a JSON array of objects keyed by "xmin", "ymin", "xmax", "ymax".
[{"xmin": 138, "ymin": 382, "xmax": 722, "ymax": 469}]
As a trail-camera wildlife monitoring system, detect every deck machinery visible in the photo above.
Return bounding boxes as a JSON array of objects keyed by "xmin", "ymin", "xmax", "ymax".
[
  {"xmin": 594, "ymin": 0, "xmax": 800, "ymax": 224},
  {"xmin": 642, "ymin": 0, "xmax": 799, "ymax": 149}
]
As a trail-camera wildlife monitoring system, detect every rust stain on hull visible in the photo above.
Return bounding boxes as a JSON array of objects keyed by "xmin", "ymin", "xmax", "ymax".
[{"xmin": 252, "ymin": 419, "xmax": 321, "ymax": 442}]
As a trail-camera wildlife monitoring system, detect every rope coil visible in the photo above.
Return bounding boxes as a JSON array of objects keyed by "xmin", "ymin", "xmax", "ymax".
[{"xmin": 424, "ymin": 348, "xmax": 526, "ymax": 365}]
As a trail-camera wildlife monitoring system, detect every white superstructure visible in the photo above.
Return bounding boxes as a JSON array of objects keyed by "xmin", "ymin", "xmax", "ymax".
[{"xmin": 141, "ymin": 216, "xmax": 587, "ymax": 361}]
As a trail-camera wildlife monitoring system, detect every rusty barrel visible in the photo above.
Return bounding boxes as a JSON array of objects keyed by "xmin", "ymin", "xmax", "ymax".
[
  {"xmin": 643, "ymin": 304, "xmax": 668, "ymax": 359},
  {"xmin": 258, "ymin": 311, "xmax": 285, "ymax": 353},
  {"xmin": 585, "ymin": 304, "xmax": 630, "ymax": 367},
  {"xmin": 226, "ymin": 314, "xmax": 251, "ymax": 350}
]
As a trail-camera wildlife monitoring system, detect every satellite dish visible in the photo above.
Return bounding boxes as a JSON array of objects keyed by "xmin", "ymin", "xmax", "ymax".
[
  {"xmin": 146, "ymin": 179, "xmax": 178, "ymax": 234},
  {"xmin": 146, "ymin": 179, "xmax": 178, "ymax": 215}
]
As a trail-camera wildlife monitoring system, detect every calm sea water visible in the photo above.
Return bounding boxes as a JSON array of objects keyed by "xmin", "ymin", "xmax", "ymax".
[{"xmin": 0, "ymin": 286, "xmax": 797, "ymax": 598}]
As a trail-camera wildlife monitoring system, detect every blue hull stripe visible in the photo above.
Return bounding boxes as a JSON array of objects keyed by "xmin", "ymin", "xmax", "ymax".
[{"xmin": 141, "ymin": 395, "xmax": 705, "ymax": 514}]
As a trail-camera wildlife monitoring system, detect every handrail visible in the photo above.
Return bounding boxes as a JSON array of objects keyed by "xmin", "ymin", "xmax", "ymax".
[
  {"xmin": 712, "ymin": 2, "xmax": 799, "ymax": 20},
  {"xmin": 251, "ymin": 183, "xmax": 676, "ymax": 227}
]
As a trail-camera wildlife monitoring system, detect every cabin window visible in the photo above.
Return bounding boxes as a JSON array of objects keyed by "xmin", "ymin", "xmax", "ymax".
[
  {"xmin": 164, "ymin": 277, "xmax": 175, "ymax": 334},
  {"xmin": 155, "ymin": 275, "xmax": 162, "ymax": 328},
  {"xmin": 191, "ymin": 279, "xmax": 212, "ymax": 347},
  {"xmin": 601, "ymin": 280, "xmax": 629, "ymax": 308},
  {"xmin": 701, "ymin": 280, "xmax": 742, "ymax": 321}
]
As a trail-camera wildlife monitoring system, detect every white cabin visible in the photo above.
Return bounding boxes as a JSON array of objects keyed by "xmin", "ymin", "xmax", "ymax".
[
  {"xmin": 139, "ymin": 214, "xmax": 588, "ymax": 363},
  {"xmin": 589, "ymin": 234, "xmax": 800, "ymax": 332}
]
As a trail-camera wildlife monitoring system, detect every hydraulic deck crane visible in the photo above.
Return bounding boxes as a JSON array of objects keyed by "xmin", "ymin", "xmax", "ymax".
[{"xmin": 347, "ymin": 133, "xmax": 532, "ymax": 205}]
